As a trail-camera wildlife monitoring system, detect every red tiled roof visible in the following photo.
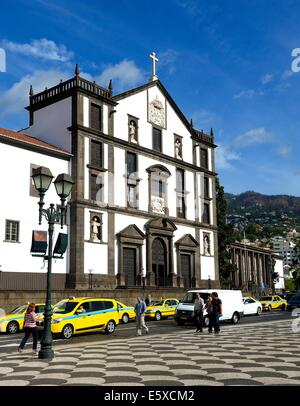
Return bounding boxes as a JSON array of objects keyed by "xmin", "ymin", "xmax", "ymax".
[{"xmin": 0, "ymin": 128, "xmax": 72, "ymax": 156}]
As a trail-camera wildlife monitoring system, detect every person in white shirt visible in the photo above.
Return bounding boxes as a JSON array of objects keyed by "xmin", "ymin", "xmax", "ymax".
[{"xmin": 194, "ymin": 293, "xmax": 204, "ymax": 333}]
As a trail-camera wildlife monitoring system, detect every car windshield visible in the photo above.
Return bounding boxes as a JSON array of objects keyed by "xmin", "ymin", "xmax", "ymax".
[
  {"xmin": 181, "ymin": 292, "xmax": 210, "ymax": 304},
  {"xmin": 260, "ymin": 296, "xmax": 272, "ymax": 301},
  {"xmin": 10, "ymin": 305, "xmax": 28, "ymax": 314},
  {"xmin": 53, "ymin": 300, "xmax": 79, "ymax": 314},
  {"xmin": 150, "ymin": 301, "xmax": 163, "ymax": 306}
]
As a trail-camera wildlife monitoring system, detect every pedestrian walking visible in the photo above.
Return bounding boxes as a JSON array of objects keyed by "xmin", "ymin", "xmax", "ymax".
[
  {"xmin": 18, "ymin": 303, "xmax": 38, "ymax": 354},
  {"xmin": 209, "ymin": 292, "xmax": 223, "ymax": 334},
  {"xmin": 145, "ymin": 294, "xmax": 151, "ymax": 306},
  {"xmin": 194, "ymin": 293, "xmax": 204, "ymax": 333},
  {"xmin": 134, "ymin": 296, "xmax": 149, "ymax": 336},
  {"xmin": 205, "ymin": 294, "xmax": 214, "ymax": 333}
]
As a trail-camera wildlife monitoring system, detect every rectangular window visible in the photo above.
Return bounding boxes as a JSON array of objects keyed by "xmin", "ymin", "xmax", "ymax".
[
  {"xmin": 152, "ymin": 127, "xmax": 162, "ymax": 152},
  {"xmin": 91, "ymin": 104, "xmax": 101, "ymax": 130},
  {"xmin": 90, "ymin": 140, "xmax": 103, "ymax": 168},
  {"xmin": 126, "ymin": 152, "xmax": 138, "ymax": 208},
  {"xmin": 126, "ymin": 152, "xmax": 137, "ymax": 176},
  {"xmin": 152, "ymin": 178, "xmax": 165, "ymax": 198},
  {"xmin": 203, "ymin": 203, "xmax": 210, "ymax": 224},
  {"xmin": 5, "ymin": 220, "xmax": 19, "ymax": 242},
  {"xmin": 127, "ymin": 184, "xmax": 137, "ymax": 208},
  {"xmin": 204, "ymin": 177, "xmax": 209, "ymax": 198},
  {"xmin": 200, "ymin": 148, "xmax": 208, "ymax": 169},
  {"xmin": 90, "ymin": 173, "xmax": 104, "ymax": 202},
  {"xmin": 176, "ymin": 168, "xmax": 186, "ymax": 218}
]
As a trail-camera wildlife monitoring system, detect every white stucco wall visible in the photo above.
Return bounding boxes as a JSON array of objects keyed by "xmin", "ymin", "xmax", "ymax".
[
  {"xmin": 26, "ymin": 97, "xmax": 72, "ymax": 152},
  {"xmin": 0, "ymin": 142, "xmax": 70, "ymax": 274},
  {"xmin": 274, "ymin": 257, "xmax": 285, "ymax": 290}
]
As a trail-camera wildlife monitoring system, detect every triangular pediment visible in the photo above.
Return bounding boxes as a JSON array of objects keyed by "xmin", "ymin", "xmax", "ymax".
[
  {"xmin": 145, "ymin": 217, "xmax": 177, "ymax": 232},
  {"xmin": 175, "ymin": 234, "xmax": 199, "ymax": 247},
  {"xmin": 117, "ymin": 224, "xmax": 145, "ymax": 240},
  {"xmin": 114, "ymin": 80, "xmax": 195, "ymax": 138}
]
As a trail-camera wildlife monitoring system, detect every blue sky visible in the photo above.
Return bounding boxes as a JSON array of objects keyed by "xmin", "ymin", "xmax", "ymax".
[{"xmin": 0, "ymin": 0, "xmax": 300, "ymax": 196}]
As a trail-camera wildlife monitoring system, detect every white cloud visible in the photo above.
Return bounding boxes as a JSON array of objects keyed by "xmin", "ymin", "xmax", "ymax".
[
  {"xmin": 281, "ymin": 69, "xmax": 294, "ymax": 80},
  {"xmin": 97, "ymin": 59, "xmax": 145, "ymax": 93},
  {"xmin": 191, "ymin": 110, "xmax": 219, "ymax": 129},
  {"xmin": 0, "ymin": 69, "xmax": 68, "ymax": 119},
  {"xmin": 175, "ymin": 0, "xmax": 202, "ymax": 16},
  {"xmin": 233, "ymin": 89, "xmax": 256, "ymax": 99},
  {"xmin": 234, "ymin": 127, "xmax": 273, "ymax": 148},
  {"xmin": 276, "ymin": 145, "xmax": 291, "ymax": 158},
  {"xmin": 261, "ymin": 73, "xmax": 273, "ymax": 85},
  {"xmin": 159, "ymin": 49, "xmax": 179, "ymax": 75},
  {"xmin": 216, "ymin": 144, "xmax": 240, "ymax": 170},
  {"xmin": 2, "ymin": 38, "xmax": 73, "ymax": 62}
]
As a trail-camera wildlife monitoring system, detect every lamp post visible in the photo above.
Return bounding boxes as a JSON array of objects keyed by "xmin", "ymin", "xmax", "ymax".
[
  {"xmin": 88, "ymin": 269, "xmax": 94, "ymax": 290},
  {"xmin": 31, "ymin": 166, "xmax": 74, "ymax": 360}
]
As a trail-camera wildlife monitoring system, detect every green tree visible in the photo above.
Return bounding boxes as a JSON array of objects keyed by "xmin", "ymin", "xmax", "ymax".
[
  {"xmin": 285, "ymin": 278, "xmax": 296, "ymax": 291},
  {"xmin": 216, "ymin": 178, "xmax": 237, "ymax": 288}
]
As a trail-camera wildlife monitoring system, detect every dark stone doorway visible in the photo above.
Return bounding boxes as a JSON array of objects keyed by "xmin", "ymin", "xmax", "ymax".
[{"xmin": 152, "ymin": 238, "xmax": 168, "ymax": 287}]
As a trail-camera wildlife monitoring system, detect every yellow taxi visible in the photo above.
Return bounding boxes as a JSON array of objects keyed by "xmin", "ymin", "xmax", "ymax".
[
  {"xmin": 145, "ymin": 298, "xmax": 179, "ymax": 321},
  {"xmin": 0, "ymin": 303, "xmax": 46, "ymax": 334},
  {"xmin": 37, "ymin": 297, "xmax": 120, "ymax": 339},
  {"xmin": 116, "ymin": 301, "xmax": 136, "ymax": 324},
  {"xmin": 259, "ymin": 295, "xmax": 288, "ymax": 311}
]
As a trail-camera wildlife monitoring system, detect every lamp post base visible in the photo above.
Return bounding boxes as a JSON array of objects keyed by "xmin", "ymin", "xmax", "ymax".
[{"xmin": 38, "ymin": 348, "xmax": 54, "ymax": 360}]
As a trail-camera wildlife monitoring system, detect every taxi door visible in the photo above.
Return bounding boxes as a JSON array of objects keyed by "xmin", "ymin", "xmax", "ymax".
[
  {"xmin": 73, "ymin": 301, "xmax": 94, "ymax": 332},
  {"xmin": 163, "ymin": 300, "xmax": 174, "ymax": 317}
]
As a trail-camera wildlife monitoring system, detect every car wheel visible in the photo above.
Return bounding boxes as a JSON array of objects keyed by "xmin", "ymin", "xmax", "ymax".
[
  {"xmin": 61, "ymin": 324, "xmax": 73, "ymax": 339},
  {"xmin": 122, "ymin": 313, "xmax": 129, "ymax": 324},
  {"xmin": 231, "ymin": 312, "xmax": 239, "ymax": 324},
  {"xmin": 176, "ymin": 319, "xmax": 184, "ymax": 326},
  {"xmin": 105, "ymin": 320, "xmax": 115, "ymax": 334},
  {"xmin": 257, "ymin": 307, "xmax": 262, "ymax": 315},
  {"xmin": 268, "ymin": 305, "xmax": 272, "ymax": 312},
  {"xmin": 281, "ymin": 304, "xmax": 286, "ymax": 311},
  {"xmin": 6, "ymin": 321, "xmax": 19, "ymax": 334},
  {"xmin": 203, "ymin": 316, "xmax": 209, "ymax": 327},
  {"xmin": 155, "ymin": 311, "xmax": 162, "ymax": 321}
]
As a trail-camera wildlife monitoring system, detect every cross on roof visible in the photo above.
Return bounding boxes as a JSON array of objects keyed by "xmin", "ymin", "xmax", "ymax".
[{"xmin": 149, "ymin": 52, "xmax": 158, "ymax": 81}]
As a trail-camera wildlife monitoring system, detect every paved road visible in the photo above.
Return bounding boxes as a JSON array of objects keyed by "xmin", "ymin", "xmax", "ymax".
[
  {"xmin": 0, "ymin": 316, "xmax": 299, "ymax": 386},
  {"xmin": 0, "ymin": 310, "xmax": 292, "ymax": 354}
]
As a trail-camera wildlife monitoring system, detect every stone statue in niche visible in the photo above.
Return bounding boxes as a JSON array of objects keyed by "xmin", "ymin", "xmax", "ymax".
[
  {"xmin": 175, "ymin": 138, "xmax": 182, "ymax": 159},
  {"xmin": 204, "ymin": 235, "xmax": 210, "ymax": 255},
  {"xmin": 91, "ymin": 216, "xmax": 101, "ymax": 242},
  {"xmin": 129, "ymin": 120, "xmax": 137, "ymax": 143}
]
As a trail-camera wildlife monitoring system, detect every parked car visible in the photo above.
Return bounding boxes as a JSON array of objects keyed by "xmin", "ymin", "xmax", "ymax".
[
  {"xmin": 145, "ymin": 298, "xmax": 179, "ymax": 321},
  {"xmin": 116, "ymin": 301, "xmax": 135, "ymax": 324},
  {"xmin": 174, "ymin": 289, "xmax": 244, "ymax": 326},
  {"xmin": 243, "ymin": 296, "xmax": 262, "ymax": 316},
  {"xmin": 259, "ymin": 295, "xmax": 287, "ymax": 311},
  {"xmin": 36, "ymin": 297, "xmax": 119, "ymax": 339},
  {"xmin": 0, "ymin": 303, "xmax": 46, "ymax": 334},
  {"xmin": 287, "ymin": 293, "xmax": 300, "ymax": 311}
]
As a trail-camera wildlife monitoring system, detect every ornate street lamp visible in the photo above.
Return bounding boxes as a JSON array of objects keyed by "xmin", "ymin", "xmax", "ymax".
[{"xmin": 32, "ymin": 166, "xmax": 74, "ymax": 360}]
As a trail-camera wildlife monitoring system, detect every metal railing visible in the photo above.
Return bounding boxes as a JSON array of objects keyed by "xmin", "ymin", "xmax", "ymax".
[{"xmin": 30, "ymin": 76, "xmax": 112, "ymax": 106}]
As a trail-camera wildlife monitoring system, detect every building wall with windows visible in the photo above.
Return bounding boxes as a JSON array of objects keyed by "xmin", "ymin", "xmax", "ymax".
[
  {"xmin": 0, "ymin": 128, "xmax": 70, "ymax": 288},
  {"xmin": 1, "ymin": 69, "xmax": 219, "ymax": 292}
]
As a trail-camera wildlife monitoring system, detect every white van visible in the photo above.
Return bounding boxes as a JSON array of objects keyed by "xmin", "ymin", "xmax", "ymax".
[{"xmin": 174, "ymin": 289, "xmax": 244, "ymax": 326}]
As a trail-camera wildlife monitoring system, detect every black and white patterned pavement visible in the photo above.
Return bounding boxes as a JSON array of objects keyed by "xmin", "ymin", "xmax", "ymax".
[{"xmin": 0, "ymin": 319, "xmax": 299, "ymax": 386}]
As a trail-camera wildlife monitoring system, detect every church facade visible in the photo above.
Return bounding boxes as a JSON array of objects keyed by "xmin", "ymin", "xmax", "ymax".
[{"xmin": 1, "ymin": 58, "xmax": 219, "ymax": 292}]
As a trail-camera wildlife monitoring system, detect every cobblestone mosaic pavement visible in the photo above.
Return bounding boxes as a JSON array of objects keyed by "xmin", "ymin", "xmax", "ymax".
[{"xmin": 0, "ymin": 320, "xmax": 299, "ymax": 386}]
